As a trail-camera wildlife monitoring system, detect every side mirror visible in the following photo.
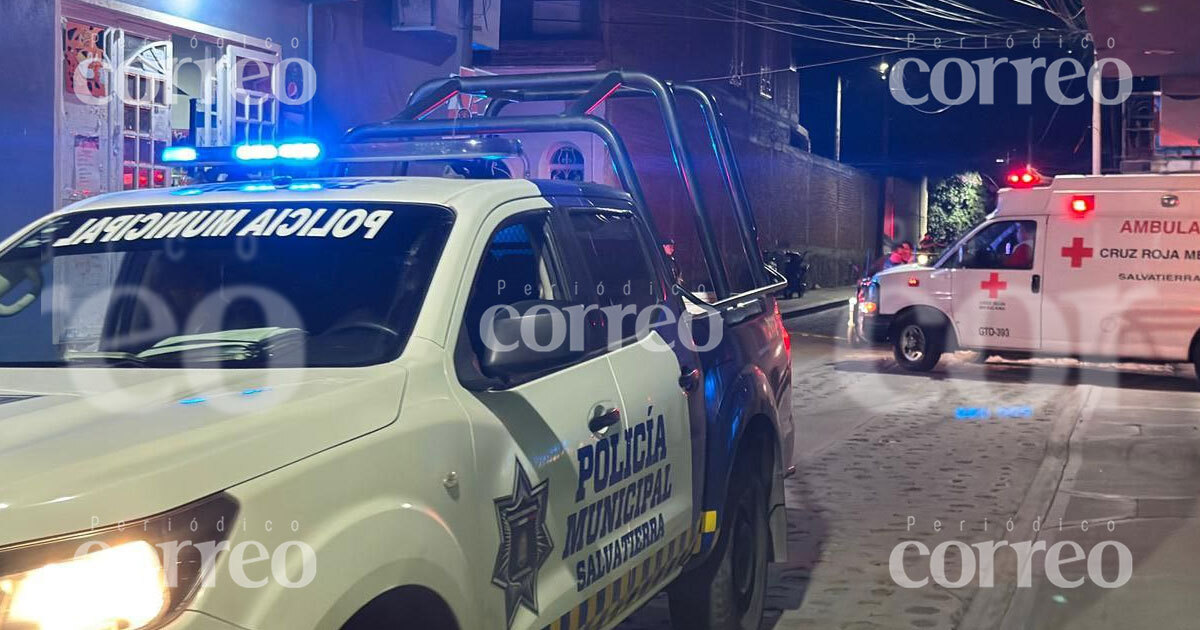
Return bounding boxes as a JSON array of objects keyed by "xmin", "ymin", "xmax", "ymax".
[{"xmin": 480, "ymin": 300, "xmax": 587, "ymax": 378}]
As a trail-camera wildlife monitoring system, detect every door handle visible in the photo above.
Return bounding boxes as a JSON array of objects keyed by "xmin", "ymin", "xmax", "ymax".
[
  {"xmin": 679, "ymin": 367, "xmax": 701, "ymax": 392},
  {"xmin": 589, "ymin": 407, "xmax": 621, "ymax": 433},
  {"xmin": 1031, "ymin": 274, "xmax": 1041, "ymax": 294}
]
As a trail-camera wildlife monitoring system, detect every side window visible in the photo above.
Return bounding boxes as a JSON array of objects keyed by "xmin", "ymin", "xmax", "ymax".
[
  {"xmin": 462, "ymin": 215, "xmax": 565, "ymax": 360},
  {"xmin": 958, "ymin": 220, "xmax": 1037, "ymax": 270},
  {"xmin": 568, "ymin": 210, "xmax": 665, "ymax": 340}
]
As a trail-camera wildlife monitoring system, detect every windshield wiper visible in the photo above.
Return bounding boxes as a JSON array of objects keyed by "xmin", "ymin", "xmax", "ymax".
[
  {"xmin": 63, "ymin": 352, "xmax": 147, "ymax": 368},
  {"xmin": 138, "ymin": 328, "xmax": 306, "ymax": 367}
]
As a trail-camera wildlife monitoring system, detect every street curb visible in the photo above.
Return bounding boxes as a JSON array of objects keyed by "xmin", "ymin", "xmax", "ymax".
[
  {"xmin": 956, "ymin": 385, "xmax": 1092, "ymax": 630},
  {"xmin": 781, "ymin": 297, "xmax": 850, "ymax": 320}
]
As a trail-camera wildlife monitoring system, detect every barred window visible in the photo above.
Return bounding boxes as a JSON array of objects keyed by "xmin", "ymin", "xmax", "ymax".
[{"xmin": 546, "ymin": 144, "xmax": 586, "ymax": 181}]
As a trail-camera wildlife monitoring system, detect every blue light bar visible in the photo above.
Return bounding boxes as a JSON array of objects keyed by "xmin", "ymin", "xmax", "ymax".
[
  {"xmin": 159, "ymin": 141, "xmax": 324, "ymax": 167},
  {"xmin": 162, "ymin": 146, "xmax": 198, "ymax": 163},
  {"xmin": 235, "ymin": 144, "xmax": 279, "ymax": 162},
  {"xmin": 278, "ymin": 142, "xmax": 322, "ymax": 161}
]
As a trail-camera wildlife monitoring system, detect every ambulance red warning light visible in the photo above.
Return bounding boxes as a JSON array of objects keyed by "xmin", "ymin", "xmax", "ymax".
[
  {"xmin": 1070, "ymin": 195, "xmax": 1095, "ymax": 214},
  {"xmin": 1006, "ymin": 167, "xmax": 1048, "ymax": 188}
]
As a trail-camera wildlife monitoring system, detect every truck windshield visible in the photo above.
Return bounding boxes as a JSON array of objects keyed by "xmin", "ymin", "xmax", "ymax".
[{"xmin": 0, "ymin": 203, "xmax": 453, "ymax": 368}]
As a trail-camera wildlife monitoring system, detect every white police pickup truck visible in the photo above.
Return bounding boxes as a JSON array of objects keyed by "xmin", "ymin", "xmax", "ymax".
[{"xmin": 0, "ymin": 167, "xmax": 794, "ymax": 630}]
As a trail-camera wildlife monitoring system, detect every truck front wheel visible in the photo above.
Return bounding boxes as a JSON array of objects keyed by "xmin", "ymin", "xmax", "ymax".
[
  {"xmin": 892, "ymin": 314, "xmax": 944, "ymax": 372},
  {"xmin": 667, "ymin": 464, "xmax": 768, "ymax": 630}
]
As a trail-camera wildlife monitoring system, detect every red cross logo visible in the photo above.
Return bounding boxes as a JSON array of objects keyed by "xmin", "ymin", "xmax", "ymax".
[
  {"xmin": 1061, "ymin": 237, "xmax": 1094, "ymax": 268},
  {"xmin": 980, "ymin": 272, "xmax": 1007, "ymax": 299}
]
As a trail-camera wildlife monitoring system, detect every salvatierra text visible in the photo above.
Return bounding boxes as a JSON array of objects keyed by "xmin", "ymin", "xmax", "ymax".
[{"xmin": 564, "ymin": 410, "xmax": 674, "ymax": 590}]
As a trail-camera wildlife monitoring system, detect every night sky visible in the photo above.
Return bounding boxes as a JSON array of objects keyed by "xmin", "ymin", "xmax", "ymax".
[{"xmin": 783, "ymin": 0, "xmax": 1110, "ymax": 181}]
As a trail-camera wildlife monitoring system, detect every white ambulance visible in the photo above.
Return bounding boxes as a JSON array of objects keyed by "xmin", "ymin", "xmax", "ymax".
[{"xmin": 857, "ymin": 172, "xmax": 1200, "ymax": 378}]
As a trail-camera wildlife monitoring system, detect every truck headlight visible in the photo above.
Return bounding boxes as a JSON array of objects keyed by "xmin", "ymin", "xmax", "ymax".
[
  {"xmin": 1, "ymin": 541, "xmax": 167, "ymax": 630},
  {"xmin": 0, "ymin": 493, "xmax": 238, "ymax": 630}
]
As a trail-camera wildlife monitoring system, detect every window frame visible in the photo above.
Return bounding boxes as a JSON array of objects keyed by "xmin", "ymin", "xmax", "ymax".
[
  {"xmin": 946, "ymin": 220, "xmax": 1037, "ymax": 271},
  {"xmin": 454, "ymin": 209, "xmax": 583, "ymax": 390},
  {"xmin": 555, "ymin": 205, "xmax": 672, "ymax": 349},
  {"xmin": 543, "ymin": 142, "xmax": 587, "ymax": 182}
]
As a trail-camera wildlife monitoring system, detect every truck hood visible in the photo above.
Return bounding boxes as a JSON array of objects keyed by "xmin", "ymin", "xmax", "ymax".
[{"xmin": 0, "ymin": 366, "xmax": 405, "ymax": 547}]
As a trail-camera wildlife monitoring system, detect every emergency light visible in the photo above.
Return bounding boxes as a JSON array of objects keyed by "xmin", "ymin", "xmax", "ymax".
[
  {"xmin": 1070, "ymin": 195, "xmax": 1095, "ymax": 214},
  {"xmin": 277, "ymin": 142, "xmax": 323, "ymax": 160},
  {"xmin": 161, "ymin": 146, "xmax": 198, "ymax": 163},
  {"xmin": 160, "ymin": 141, "xmax": 324, "ymax": 166},
  {"xmin": 1006, "ymin": 167, "xmax": 1046, "ymax": 188},
  {"xmin": 235, "ymin": 144, "xmax": 280, "ymax": 161}
]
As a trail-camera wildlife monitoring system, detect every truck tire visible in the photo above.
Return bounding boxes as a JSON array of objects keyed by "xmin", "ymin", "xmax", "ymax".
[
  {"xmin": 892, "ymin": 313, "xmax": 944, "ymax": 372},
  {"xmin": 667, "ymin": 463, "xmax": 767, "ymax": 630}
]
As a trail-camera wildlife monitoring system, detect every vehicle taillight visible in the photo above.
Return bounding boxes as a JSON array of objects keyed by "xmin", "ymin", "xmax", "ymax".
[
  {"xmin": 859, "ymin": 301, "xmax": 878, "ymax": 314},
  {"xmin": 773, "ymin": 302, "xmax": 791, "ymax": 359},
  {"xmin": 1070, "ymin": 195, "xmax": 1094, "ymax": 214}
]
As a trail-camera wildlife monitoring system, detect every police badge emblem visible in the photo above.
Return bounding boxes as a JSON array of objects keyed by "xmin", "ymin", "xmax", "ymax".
[{"xmin": 492, "ymin": 458, "xmax": 553, "ymax": 629}]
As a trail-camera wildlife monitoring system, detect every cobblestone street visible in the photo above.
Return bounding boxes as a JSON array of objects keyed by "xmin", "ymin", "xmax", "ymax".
[{"xmin": 620, "ymin": 305, "xmax": 1198, "ymax": 630}]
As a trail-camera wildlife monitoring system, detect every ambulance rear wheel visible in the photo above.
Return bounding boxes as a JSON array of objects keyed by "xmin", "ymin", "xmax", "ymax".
[
  {"xmin": 667, "ymin": 463, "xmax": 767, "ymax": 630},
  {"xmin": 893, "ymin": 315, "xmax": 944, "ymax": 372}
]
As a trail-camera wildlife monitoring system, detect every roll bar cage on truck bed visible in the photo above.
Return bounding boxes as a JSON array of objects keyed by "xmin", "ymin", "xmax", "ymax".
[
  {"xmin": 345, "ymin": 70, "xmax": 795, "ymax": 569},
  {"xmin": 341, "ymin": 70, "xmax": 785, "ymax": 305}
]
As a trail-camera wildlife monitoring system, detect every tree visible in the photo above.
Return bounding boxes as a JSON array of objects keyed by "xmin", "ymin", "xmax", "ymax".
[{"xmin": 927, "ymin": 172, "xmax": 988, "ymax": 244}]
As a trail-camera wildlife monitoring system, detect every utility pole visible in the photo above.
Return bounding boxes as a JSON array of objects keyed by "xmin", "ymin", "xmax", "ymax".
[
  {"xmin": 835, "ymin": 75, "xmax": 843, "ymax": 162},
  {"xmin": 459, "ymin": 0, "xmax": 475, "ymax": 69},
  {"xmin": 1027, "ymin": 115, "xmax": 1033, "ymax": 166},
  {"xmin": 1091, "ymin": 62, "xmax": 1102, "ymax": 174}
]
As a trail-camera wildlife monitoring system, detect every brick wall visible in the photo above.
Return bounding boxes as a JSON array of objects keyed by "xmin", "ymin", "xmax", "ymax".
[
  {"xmin": 600, "ymin": 0, "xmax": 881, "ymax": 289},
  {"xmin": 480, "ymin": 0, "xmax": 885, "ymax": 288}
]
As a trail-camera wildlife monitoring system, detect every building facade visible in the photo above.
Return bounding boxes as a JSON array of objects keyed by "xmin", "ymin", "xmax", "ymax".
[
  {"xmin": 0, "ymin": 0, "xmax": 485, "ymax": 237},
  {"xmin": 1085, "ymin": 0, "xmax": 1200, "ymax": 174},
  {"xmin": 1, "ymin": 0, "xmax": 883, "ymax": 287}
]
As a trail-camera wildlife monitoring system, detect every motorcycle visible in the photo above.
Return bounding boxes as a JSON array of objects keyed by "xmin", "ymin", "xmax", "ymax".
[{"xmin": 764, "ymin": 249, "xmax": 809, "ymax": 299}]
